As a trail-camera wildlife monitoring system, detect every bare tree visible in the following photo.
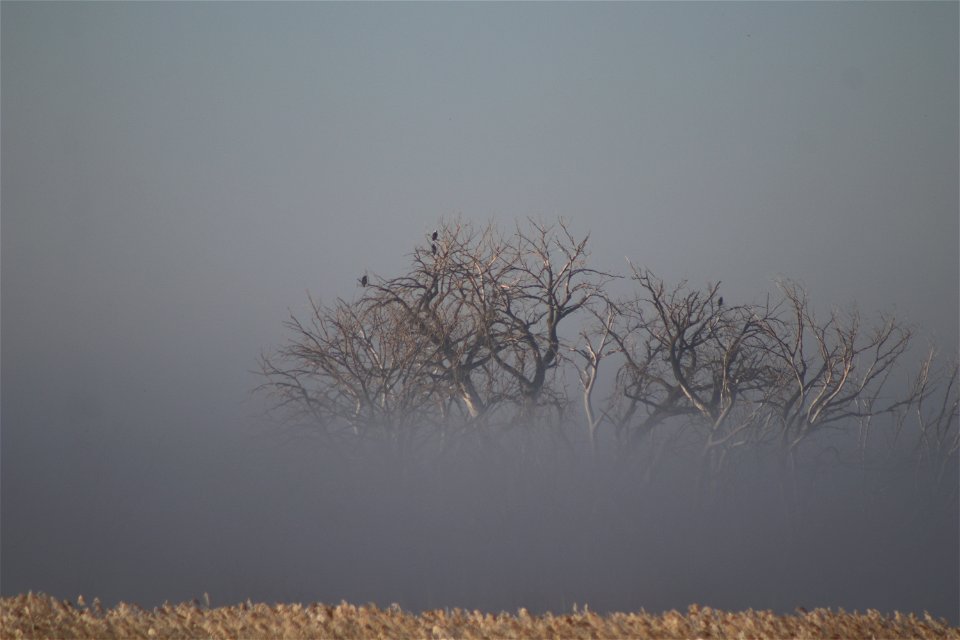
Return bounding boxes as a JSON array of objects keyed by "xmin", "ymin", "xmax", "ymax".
[
  {"xmin": 904, "ymin": 354, "xmax": 959, "ymax": 499},
  {"xmin": 358, "ymin": 218, "xmax": 610, "ymax": 424},
  {"xmin": 487, "ymin": 219, "xmax": 613, "ymax": 419},
  {"xmin": 259, "ymin": 219, "xmax": 950, "ymax": 511},
  {"xmin": 570, "ymin": 302, "xmax": 619, "ymax": 455},
  {"xmin": 363, "ymin": 220, "xmax": 508, "ymax": 422},
  {"xmin": 594, "ymin": 267, "xmax": 774, "ymax": 492},
  {"xmin": 753, "ymin": 281, "xmax": 923, "ymax": 514},
  {"xmin": 601, "ymin": 271, "xmax": 702, "ymax": 453},
  {"xmin": 261, "ymin": 217, "xmax": 610, "ymax": 443},
  {"xmin": 258, "ymin": 294, "xmax": 439, "ymax": 450}
]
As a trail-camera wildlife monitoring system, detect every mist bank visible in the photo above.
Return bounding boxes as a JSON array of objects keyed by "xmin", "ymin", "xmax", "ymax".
[
  {"xmin": 5, "ymin": 410, "xmax": 955, "ymax": 624},
  {"xmin": 263, "ymin": 419, "xmax": 957, "ymax": 620}
]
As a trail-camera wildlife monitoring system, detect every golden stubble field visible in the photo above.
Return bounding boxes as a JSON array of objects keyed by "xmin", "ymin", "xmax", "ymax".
[{"xmin": 2, "ymin": 592, "xmax": 958, "ymax": 639}]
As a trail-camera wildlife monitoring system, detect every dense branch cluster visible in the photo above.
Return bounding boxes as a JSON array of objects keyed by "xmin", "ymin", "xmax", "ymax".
[
  {"xmin": 259, "ymin": 217, "xmax": 957, "ymax": 497},
  {"xmin": 261, "ymin": 219, "xmax": 612, "ymax": 440}
]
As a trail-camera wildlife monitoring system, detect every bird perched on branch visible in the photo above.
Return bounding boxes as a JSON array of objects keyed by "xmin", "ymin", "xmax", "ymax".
[
  {"xmin": 359, "ymin": 274, "xmax": 368, "ymax": 287},
  {"xmin": 431, "ymin": 230, "xmax": 438, "ymax": 241}
]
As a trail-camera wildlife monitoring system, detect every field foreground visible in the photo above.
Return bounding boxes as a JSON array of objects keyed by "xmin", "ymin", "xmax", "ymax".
[{"xmin": 2, "ymin": 592, "xmax": 958, "ymax": 639}]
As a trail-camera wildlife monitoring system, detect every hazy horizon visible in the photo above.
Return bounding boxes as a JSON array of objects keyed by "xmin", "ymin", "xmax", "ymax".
[{"xmin": 3, "ymin": 1, "xmax": 957, "ymax": 623}]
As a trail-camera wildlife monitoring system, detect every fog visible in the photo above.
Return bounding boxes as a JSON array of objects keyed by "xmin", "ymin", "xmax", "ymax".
[{"xmin": 3, "ymin": 1, "xmax": 958, "ymax": 624}]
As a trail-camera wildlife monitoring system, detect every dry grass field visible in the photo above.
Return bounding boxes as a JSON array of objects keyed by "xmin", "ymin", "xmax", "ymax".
[{"xmin": 2, "ymin": 592, "xmax": 958, "ymax": 639}]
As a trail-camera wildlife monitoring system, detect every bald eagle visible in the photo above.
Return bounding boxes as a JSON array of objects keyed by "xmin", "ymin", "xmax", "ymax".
[
  {"xmin": 359, "ymin": 274, "xmax": 368, "ymax": 287},
  {"xmin": 431, "ymin": 230, "xmax": 438, "ymax": 241}
]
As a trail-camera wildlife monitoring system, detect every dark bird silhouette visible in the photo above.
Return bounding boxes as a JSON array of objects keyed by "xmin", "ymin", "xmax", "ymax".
[
  {"xmin": 717, "ymin": 296, "xmax": 724, "ymax": 306},
  {"xmin": 359, "ymin": 274, "xmax": 368, "ymax": 287},
  {"xmin": 431, "ymin": 243, "xmax": 437, "ymax": 255},
  {"xmin": 431, "ymin": 230, "xmax": 438, "ymax": 241}
]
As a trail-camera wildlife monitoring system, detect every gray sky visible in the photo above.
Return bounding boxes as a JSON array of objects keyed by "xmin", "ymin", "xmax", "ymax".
[{"xmin": 3, "ymin": 0, "xmax": 957, "ymax": 619}]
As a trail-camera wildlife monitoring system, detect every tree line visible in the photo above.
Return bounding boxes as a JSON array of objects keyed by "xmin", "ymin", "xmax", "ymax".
[{"xmin": 259, "ymin": 218, "xmax": 958, "ymax": 503}]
